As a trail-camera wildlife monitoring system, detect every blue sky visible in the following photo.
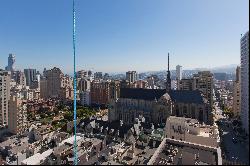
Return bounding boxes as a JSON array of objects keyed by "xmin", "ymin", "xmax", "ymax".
[{"xmin": 0, "ymin": 0, "xmax": 249, "ymax": 74}]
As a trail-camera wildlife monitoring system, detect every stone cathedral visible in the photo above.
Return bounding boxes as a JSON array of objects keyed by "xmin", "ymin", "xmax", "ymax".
[{"xmin": 108, "ymin": 55, "xmax": 212, "ymax": 125}]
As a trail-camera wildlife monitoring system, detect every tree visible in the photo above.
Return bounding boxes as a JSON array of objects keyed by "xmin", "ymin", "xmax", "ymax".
[{"xmin": 223, "ymin": 107, "xmax": 234, "ymax": 118}]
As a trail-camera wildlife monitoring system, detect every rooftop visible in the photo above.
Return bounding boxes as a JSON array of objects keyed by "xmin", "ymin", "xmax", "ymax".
[
  {"xmin": 120, "ymin": 88, "xmax": 206, "ymax": 104},
  {"xmin": 21, "ymin": 149, "xmax": 53, "ymax": 165}
]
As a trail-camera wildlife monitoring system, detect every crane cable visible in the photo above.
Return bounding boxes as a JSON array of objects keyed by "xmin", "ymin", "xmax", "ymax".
[{"xmin": 73, "ymin": 0, "xmax": 78, "ymax": 165}]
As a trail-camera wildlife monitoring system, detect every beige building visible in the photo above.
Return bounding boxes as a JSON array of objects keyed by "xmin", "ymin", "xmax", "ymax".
[
  {"xmin": 40, "ymin": 67, "xmax": 73, "ymax": 100},
  {"xmin": 177, "ymin": 71, "xmax": 213, "ymax": 107},
  {"xmin": 0, "ymin": 70, "xmax": 11, "ymax": 127},
  {"xmin": 177, "ymin": 78, "xmax": 194, "ymax": 90},
  {"xmin": 90, "ymin": 80, "xmax": 111, "ymax": 105},
  {"xmin": 148, "ymin": 116, "xmax": 222, "ymax": 165},
  {"xmin": 132, "ymin": 80, "xmax": 148, "ymax": 89},
  {"xmin": 8, "ymin": 95, "xmax": 27, "ymax": 135},
  {"xmin": 165, "ymin": 116, "xmax": 220, "ymax": 147},
  {"xmin": 193, "ymin": 71, "xmax": 213, "ymax": 106},
  {"xmin": 78, "ymin": 78, "xmax": 91, "ymax": 92},
  {"xmin": 233, "ymin": 66, "xmax": 241, "ymax": 117}
]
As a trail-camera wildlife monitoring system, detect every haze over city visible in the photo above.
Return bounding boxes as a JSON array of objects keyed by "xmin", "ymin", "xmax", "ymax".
[{"xmin": 0, "ymin": 0, "xmax": 249, "ymax": 73}]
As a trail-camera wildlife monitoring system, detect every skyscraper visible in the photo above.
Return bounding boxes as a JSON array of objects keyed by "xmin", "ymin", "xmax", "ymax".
[
  {"xmin": 166, "ymin": 53, "xmax": 171, "ymax": 92},
  {"xmin": 193, "ymin": 71, "xmax": 213, "ymax": 106},
  {"xmin": 240, "ymin": 31, "xmax": 249, "ymax": 134},
  {"xmin": 176, "ymin": 65, "xmax": 182, "ymax": 80},
  {"xmin": 24, "ymin": 69, "xmax": 37, "ymax": 87},
  {"xmin": 126, "ymin": 71, "xmax": 137, "ymax": 83},
  {"xmin": 0, "ymin": 70, "xmax": 11, "ymax": 127},
  {"xmin": 8, "ymin": 95, "xmax": 27, "ymax": 135},
  {"xmin": 233, "ymin": 66, "xmax": 241, "ymax": 117},
  {"xmin": 5, "ymin": 54, "xmax": 15, "ymax": 71}
]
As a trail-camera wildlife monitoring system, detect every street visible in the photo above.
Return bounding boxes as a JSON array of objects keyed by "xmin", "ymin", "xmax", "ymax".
[{"xmin": 218, "ymin": 119, "xmax": 249, "ymax": 165}]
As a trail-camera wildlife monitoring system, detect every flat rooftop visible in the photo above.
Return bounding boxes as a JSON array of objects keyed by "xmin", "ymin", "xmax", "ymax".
[{"xmin": 21, "ymin": 149, "xmax": 53, "ymax": 165}]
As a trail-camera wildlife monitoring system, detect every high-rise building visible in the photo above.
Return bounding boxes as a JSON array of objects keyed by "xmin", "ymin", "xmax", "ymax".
[
  {"xmin": 8, "ymin": 95, "xmax": 27, "ymax": 135},
  {"xmin": 176, "ymin": 65, "xmax": 182, "ymax": 80},
  {"xmin": 77, "ymin": 70, "xmax": 89, "ymax": 78},
  {"xmin": 132, "ymin": 80, "xmax": 148, "ymax": 89},
  {"xmin": 110, "ymin": 80, "xmax": 120, "ymax": 100},
  {"xmin": 193, "ymin": 71, "xmax": 213, "ymax": 106},
  {"xmin": 240, "ymin": 31, "xmax": 249, "ymax": 134},
  {"xmin": 24, "ymin": 69, "xmax": 37, "ymax": 87},
  {"xmin": 12, "ymin": 71, "xmax": 26, "ymax": 87},
  {"xmin": 147, "ymin": 76, "xmax": 155, "ymax": 89},
  {"xmin": 177, "ymin": 78, "xmax": 194, "ymax": 90},
  {"xmin": 0, "ymin": 70, "xmax": 11, "ymax": 127},
  {"xmin": 126, "ymin": 71, "xmax": 137, "ymax": 83},
  {"xmin": 80, "ymin": 91, "xmax": 91, "ymax": 106},
  {"xmin": 78, "ymin": 78, "xmax": 91, "ymax": 92},
  {"xmin": 5, "ymin": 54, "xmax": 15, "ymax": 72},
  {"xmin": 233, "ymin": 66, "xmax": 241, "ymax": 117},
  {"xmin": 41, "ymin": 67, "xmax": 73, "ymax": 99},
  {"xmin": 90, "ymin": 80, "xmax": 111, "ymax": 105}
]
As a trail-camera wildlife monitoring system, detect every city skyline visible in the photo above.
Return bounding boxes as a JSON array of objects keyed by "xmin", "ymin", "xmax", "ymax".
[{"xmin": 0, "ymin": 0, "xmax": 249, "ymax": 73}]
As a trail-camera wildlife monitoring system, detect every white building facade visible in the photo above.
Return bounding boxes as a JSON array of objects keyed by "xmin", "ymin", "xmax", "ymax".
[{"xmin": 240, "ymin": 31, "xmax": 249, "ymax": 134}]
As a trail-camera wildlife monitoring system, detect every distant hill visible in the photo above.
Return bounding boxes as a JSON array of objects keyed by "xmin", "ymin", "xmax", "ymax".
[{"xmin": 195, "ymin": 64, "xmax": 238, "ymax": 73}]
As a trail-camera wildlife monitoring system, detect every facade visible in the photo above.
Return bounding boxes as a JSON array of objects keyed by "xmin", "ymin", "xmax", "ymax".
[
  {"xmin": 40, "ymin": 78, "xmax": 48, "ymax": 99},
  {"xmin": 233, "ymin": 66, "xmax": 241, "ymax": 117},
  {"xmin": 0, "ymin": 70, "xmax": 11, "ymax": 127},
  {"xmin": 132, "ymin": 80, "xmax": 148, "ymax": 89},
  {"xmin": 176, "ymin": 65, "xmax": 182, "ymax": 80},
  {"xmin": 108, "ymin": 88, "xmax": 211, "ymax": 125},
  {"xmin": 90, "ymin": 80, "xmax": 111, "ymax": 105},
  {"xmin": 177, "ymin": 71, "xmax": 213, "ymax": 107},
  {"xmin": 147, "ymin": 76, "xmax": 155, "ymax": 89},
  {"xmin": 108, "ymin": 88, "xmax": 172, "ymax": 125},
  {"xmin": 193, "ymin": 71, "xmax": 213, "ymax": 106},
  {"xmin": 8, "ymin": 95, "xmax": 27, "ymax": 135},
  {"xmin": 16, "ymin": 71, "xmax": 26, "ymax": 87},
  {"xmin": 80, "ymin": 91, "xmax": 91, "ymax": 106},
  {"xmin": 126, "ymin": 71, "xmax": 137, "ymax": 83},
  {"xmin": 77, "ymin": 70, "xmax": 89, "ymax": 78},
  {"xmin": 171, "ymin": 80, "xmax": 177, "ymax": 90},
  {"xmin": 41, "ymin": 67, "xmax": 73, "ymax": 99},
  {"xmin": 177, "ymin": 78, "xmax": 194, "ymax": 90},
  {"xmin": 240, "ymin": 31, "xmax": 249, "ymax": 134},
  {"xmin": 110, "ymin": 80, "xmax": 120, "ymax": 100},
  {"xmin": 78, "ymin": 78, "xmax": 91, "ymax": 92},
  {"xmin": 5, "ymin": 54, "xmax": 15, "ymax": 72},
  {"xmin": 24, "ymin": 69, "xmax": 37, "ymax": 87},
  {"xmin": 170, "ymin": 90, "xmax": 212, "ymax": 125}
]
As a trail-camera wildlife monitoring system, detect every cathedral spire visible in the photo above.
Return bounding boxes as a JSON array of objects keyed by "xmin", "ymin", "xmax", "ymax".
[
  {"xmin": 166, "ymin": 53, "xmax": 171, "ymax": 92},
  {"xmin": 168, "ymin": 53, "xmax": 169, "ymax": 72}
]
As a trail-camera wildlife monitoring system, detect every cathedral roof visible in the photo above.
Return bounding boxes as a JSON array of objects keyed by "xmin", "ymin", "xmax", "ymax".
[
  {"xmin": 168, "ymin": 90, "xmax": 205, "ymax": 104},
  {"xmin": 120, "ymin": 88, "xmax": 206, "ymax": 104},
  {"xmin": 120, "ymin": 88, "xmax": 166, "ymax": 100}
]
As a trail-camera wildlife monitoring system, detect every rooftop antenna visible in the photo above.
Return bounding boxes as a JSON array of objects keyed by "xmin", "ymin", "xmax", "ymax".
[{"xmin": 72, "ymin": 0, "xmax": 78, "ymax": 165}]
